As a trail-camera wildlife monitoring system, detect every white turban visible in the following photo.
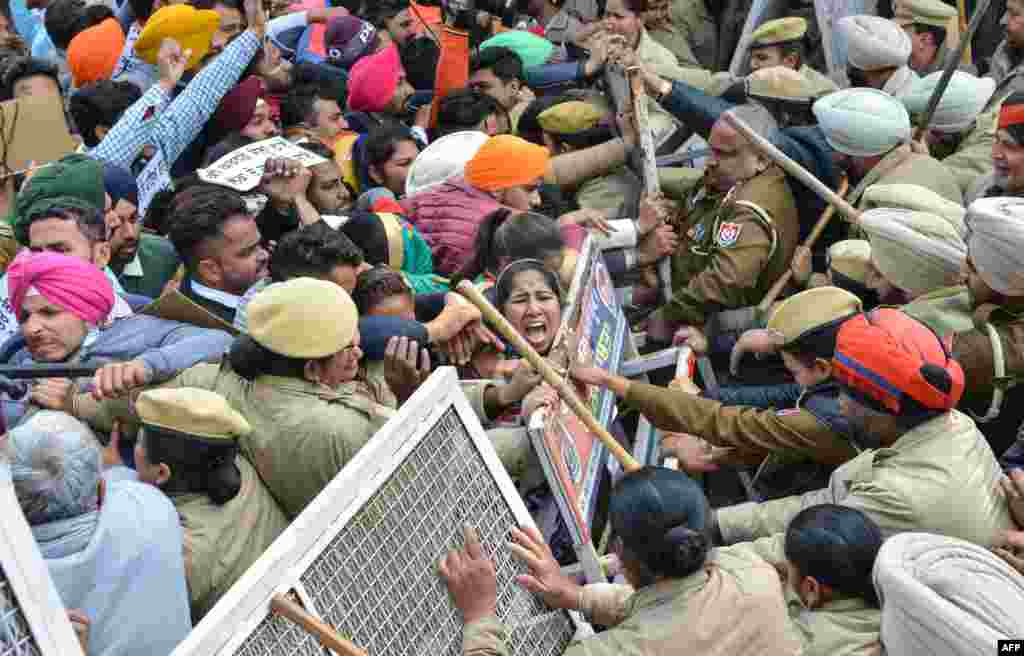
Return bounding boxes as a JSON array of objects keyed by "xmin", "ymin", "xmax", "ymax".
[
  {"xmin": 813, "ymin": 88, "xmax": 911, "ymax": 157},
  {"xmin": 840, "ymin": 15, "xmax": 912, "ymax": 71},
  {"xmin": 902, "ymin": 71, "xmax": 997, "ymax": 133},
  {"xmin": 862, "ymin": 183, "xmax": 966, "ymax": 236},
  {"xmin": 965, "ymin": 197, "xmax": 1024, "ymax": 296},
  {"xmin": 860, "ymin": 208, "xmax": 967, "ymax": 297}
]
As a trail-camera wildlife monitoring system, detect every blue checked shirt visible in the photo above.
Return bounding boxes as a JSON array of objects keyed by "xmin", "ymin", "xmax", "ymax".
[{"xmin": 90, "ymin": 29, "xmax": 262, "ymax": 180}]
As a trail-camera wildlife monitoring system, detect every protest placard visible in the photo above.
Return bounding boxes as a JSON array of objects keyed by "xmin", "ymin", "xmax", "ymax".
[
  {"xmin": 197, "ymin": 137, "xmax": 328, "ymax": 192},
  {"xmin": 136, "ymin": 150, "xmax": 171, "ymax": 218},
  {"xmin": 527, "ymin": 237, "xmax": 627, "ymax": 579}
]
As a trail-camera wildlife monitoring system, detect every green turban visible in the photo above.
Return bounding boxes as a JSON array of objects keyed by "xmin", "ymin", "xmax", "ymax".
[{"xmin": 14, "ymin": 154, "xmax": 105, "ymax": 245}]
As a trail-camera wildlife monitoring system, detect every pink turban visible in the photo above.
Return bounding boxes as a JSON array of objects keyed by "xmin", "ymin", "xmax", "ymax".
[
  {"xmin": 346, "ymin": 44, "xmax": 402, "ymax": 113},
  {"xmin": 7, "ymin": 251, "xmax": 115, "ymax": 325}
]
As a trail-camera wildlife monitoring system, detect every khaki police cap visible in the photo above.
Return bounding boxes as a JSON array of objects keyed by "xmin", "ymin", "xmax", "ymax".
[
  {"xmin": 248, "ymin": 277, "xmax": 358, "ymax": 359},
  {"xmin": 747, "ymin": 66, "xmax": 816, "ymax": 100},
  {"xmin": 767, "ymin": 286, "xmax": 863, "ymax": 346},
  {"xmin": 750, "ymin": 17, "xmax": 807, "ymax": 47},
  {"xmin": 537, "ymin": 101, "xmax": 605, "ymax": 135},
  {"xmin": 827, "ymin": 239, "xmax": 872, "ymax": 285},
  {"xmin": 137, "ymin": 388, "xmax": 251, "ymax": 441},
  {"xmin": 894, "ymin": 0, "xmax": 957, "ymax": 28}
]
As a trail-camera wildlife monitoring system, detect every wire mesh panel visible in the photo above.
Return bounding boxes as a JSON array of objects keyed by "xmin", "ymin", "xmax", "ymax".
[
  {"xmin": 175, "ymin": 368, "xmax": 585, "ymax": 656},
  {"xmin": 0, "ymin": 568, "xmax": 41, "ymax": 656}
]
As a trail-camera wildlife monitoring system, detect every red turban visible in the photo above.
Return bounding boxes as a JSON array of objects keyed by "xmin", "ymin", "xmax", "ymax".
[
  {"xmin": 347, "ymin": 44, "xmax": 402, "ymax": 113},
  {"xmin": 7, "ymin": 251, "xmax": 115, "ymax": 325},
  {"xmin": 832, "ymin": 308, "xmax": 964, "ymax": 416},
  {"xmin": 213, "ymin": 76, "xmax": 267, "ymax": 138}
]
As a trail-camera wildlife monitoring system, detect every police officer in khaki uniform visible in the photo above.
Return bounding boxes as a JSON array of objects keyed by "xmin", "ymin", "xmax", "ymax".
[
  {"xmin": 132, "ymin": 388, "xmax": 289, "ymax": 621},
  {"xmin": 813, "ymin": 88, "xmax": 963, "ymax": 210},
  {"xmin": 747, "ymin": 17, "xmax": 838, "ymax": 98},
  {"xmin": 69, "ymin": 279, "xmax": 391, "ymax": 519},
  {"xmin": 902, "ymin": 72, "xmax": 998, "ymax": 196},
  {"xmin": 893, "ymin": 0, "xmax": 965, "ymax": 76},
  {"xmin": 953, "ymin": 197, "xmax": 1024, "ymax": 457},
  {"xmin": 441, "ymin": 468, "xmax": 802, "ymax": 656},
  {"xmin": 712, "ymin": 308, "xmax": 1013, "ymax": 548},
  {"xmin": 572, "ymin": 288, "xmax": 863, "ymax": 480},
  {"xmin": 643, "ymin": 104, "xmax": 800, "ymax": 345}
]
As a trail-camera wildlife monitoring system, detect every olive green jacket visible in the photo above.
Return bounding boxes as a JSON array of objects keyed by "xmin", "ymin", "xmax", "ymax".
[
  {"xmin": 717, "ymin": 411, "xmax": 1014, "ymax": 546},
  {"xmin": 174, "ymin": 456, "xmax": 289, "ymax": 621}
]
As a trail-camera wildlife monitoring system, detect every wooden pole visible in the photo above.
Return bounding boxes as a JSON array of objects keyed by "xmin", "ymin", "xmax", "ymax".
[
  {"xmin": 456, "ymin": 280, "xmax": 642, "ymax": 472},
  {"xmin": 913, "ymin": 0, "xmax": 993, "ymax": 140},
  {"xmin": 757, "ymin": 177, "xmax": 850, "ymax": 313},
  {"xmin": 720, "ymin": 112, "xmax": 862, "ymax": 226},
  {"xmin": 270, "ymin": 594, "xmax": 368, "ymax": 656}
]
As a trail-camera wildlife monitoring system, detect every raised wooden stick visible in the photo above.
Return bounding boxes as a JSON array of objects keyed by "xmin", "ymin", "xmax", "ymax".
[
  {"xmin": 912, "ymin": 0, "xmax": 992, "ymax": 140},
  {"xmin": 456, "ymin": 280, "xmax": 642, "ymax": 472},
  {"xmin": 757, "ymin": 176, "xmax": 850, "ymax": 313},
  {"xmin": 270, "ymin": 594, "xmax": 368, "ymax": 656},
  {"xmin": 720, "ymin": 112, "xmax": 862, "ymax": 226}
]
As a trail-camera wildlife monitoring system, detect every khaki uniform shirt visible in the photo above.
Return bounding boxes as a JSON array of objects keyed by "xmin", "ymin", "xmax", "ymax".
[
  {"xmin": 901, "ymin": 286, "xmax": 976, "ymax": 340},
  {"xmin": 175, "ymin": 456, "xmax": 289, "ymax": 621},
  {"xmin": 170, "ymin": 363, "xmax": 395, "ymax": 518},
  {"xmin": 729, "ymin": 538, "xmax": 883, "ymax": 656},
  {"xmin": 662, "ymin": 166, "xmax": 800, "ymax": 325},
  {"xmin": 648, "ymin": 0, "xmax": 715, "ymax": 69},
  {"xmin": 625, "ymin": 381, "xmax": 857, "ymax": 465},
  {"xmin": 940, "ymin": 107, "xmax": 997, "ymax": 197},
  {"xmin": 717, "ymin": 410, "xmax": 1014, "ymax": 545},
  {"xmin": 462, "ymin": 544, "xmax": 801, "ymax": 656},
  {"xmin": 848, "ymin": 145, "xmax": 963, "ymax": 210}
]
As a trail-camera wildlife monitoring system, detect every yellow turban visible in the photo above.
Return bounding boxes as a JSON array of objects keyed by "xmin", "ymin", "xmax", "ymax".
[{"xmin": 464, "ymin": 135, "xmax": 549, "ymax": 192}]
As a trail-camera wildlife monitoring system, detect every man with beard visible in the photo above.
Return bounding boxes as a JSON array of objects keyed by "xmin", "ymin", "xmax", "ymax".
[
  {"xmin": 987, "ymin": 0, "xmax": 1024, "ymax": 107},
  {"xmin": 968, "ymin": 91, "xmax": 1024, "ymax": 200},
  {"xmin": 711, "ymin": 306, "xmax": 1013, "ymax": 549},
  {"xmin": 643, "ymin": 103, "xmax": 800, "ymax": 347},
  {"xmin": 166, "ymin": 185, "xmax": 270, "ymax": 324},
  {"xmin": 949, "ymin": 197, "xmax": 1024, "ymax": 458},
  {"xmin": 101, "ymin": 163, "xmax": 179, "ymax": 300}
]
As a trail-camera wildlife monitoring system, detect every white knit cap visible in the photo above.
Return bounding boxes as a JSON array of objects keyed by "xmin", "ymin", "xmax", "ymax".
[
  {"xmin": 862, "ymin": 183, "xmax": 966, "ymax": 236},
  {"xmin": 965, "ymin": 197, "xmax": 1024, "ymax": 296},
  {"xmin": 405, "ymin": 131, "xmax": 489, "ymax": 197},
  {"xmin": 902, "ymin": 71, "xmax": 997, "ymax": 133},
  {"xmin": 840, "ymin": 15, "xmax": 912, "ymax": 71},
  {"xmin": 860, "ymin": 208, "xmax": 967, "ymax": 296},
  {"xmin": 813, "ymin": 88, "xmax": 911, "ymax": 157}
]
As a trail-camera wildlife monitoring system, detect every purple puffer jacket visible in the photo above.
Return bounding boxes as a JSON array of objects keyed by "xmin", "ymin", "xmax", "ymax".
[{"xmin": 401, "ymin": 176, "xmax": 503, "ymax": 276}]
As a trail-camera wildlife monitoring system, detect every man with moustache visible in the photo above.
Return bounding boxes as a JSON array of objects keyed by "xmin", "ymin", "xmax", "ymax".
[{"xmin": 644, "ymin": 103, "xmax": 800, "ymax": 348}]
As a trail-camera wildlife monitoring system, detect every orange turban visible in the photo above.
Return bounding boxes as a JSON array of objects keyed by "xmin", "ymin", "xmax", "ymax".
[
  {"xmin": 68, "ymin": 18, "xmax": 125, "ymax": 88},
  {"xmin": 464, "ymin": 135, "xmax": 549, "ymax": 192}
]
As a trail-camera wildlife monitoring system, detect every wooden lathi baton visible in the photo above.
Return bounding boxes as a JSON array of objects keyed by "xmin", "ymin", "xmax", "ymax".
[
  {"xmin": 757, "ymin": 176, "xmax": 851, "ymax": 314},
  {"xmin": 270, "ymin": 594, "xmax": 369, "ymax": 656},
  {"xmin": 912, "ymin": 0, "xmax": 992, "ymax": 141},
  {"xmin": 720, "ymin": 112, "xmax": 862, "ymax": 226},
  {"xmin": 456, "ymin": 280, "xmax": 642, "ymax": 473}
]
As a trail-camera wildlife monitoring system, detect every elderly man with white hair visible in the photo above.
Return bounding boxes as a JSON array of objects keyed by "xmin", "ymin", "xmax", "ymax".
[
  {"xmin": 839, "ymin": 15, "xmax": 918, "ymax": 98},
  {"xmin": 7, "ymin": 410, "xmax": 191, "ymax": 655},
  {"xmin": 903, "ymin": 71, "xmax": 999, "ymax": 195},
  {"xmin": 968, "ymin": 92, "xmax": 1024, "ymax": 202},
  {"xmin": 813, "ymin": 88, "xmax": 963, "ymax": 207}
]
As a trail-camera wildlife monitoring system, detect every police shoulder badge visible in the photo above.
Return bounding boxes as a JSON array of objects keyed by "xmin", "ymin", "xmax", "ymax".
[{"xmin": 716, "ymin": 222, "xmax": 742, "ymax": 248}]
